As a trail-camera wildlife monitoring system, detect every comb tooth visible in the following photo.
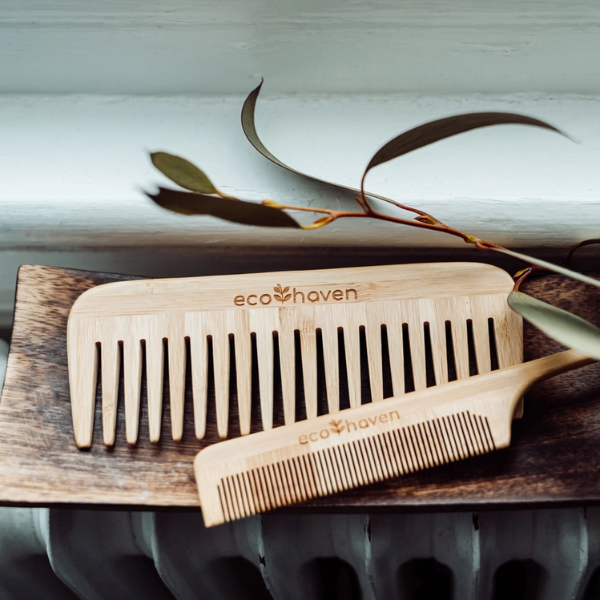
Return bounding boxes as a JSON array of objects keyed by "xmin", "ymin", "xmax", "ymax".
[
  {"xmin": 488, "ymin": 295, "xmax": 524, "ymax": 418},
  {"xmin": 440, "ymin": 296, "xmax": 471, "ymax": 380},
  {"xmin": 190, "ymin": 334, "xmax": 208, "ymax": 439},
  {"xmin": 417, "ymin": 299, "xmax": 449, "ymax": 386},
  {"xmin": 209, "ymin": 317, "xmax": 230, "ymax": 439},
  {"xmin": 233, "ymin": 312, "xmax": 252, "ymax": 436},
  {"xmin": 452, "ymin": 319, "xmax": 471, "ymax": 380},
  {"xmin": 490, "ymin": 295, "xmax": 523, "ymax": 368},
  {"xmin": 408, "ymin": 320, "xmax": 427, "ymax": 391},
  {"xmin": 470, "ymin": 298, "xmax": 492, "ymax": 374},
  {"xmin": 278, "ymin": 313, "xmax": 297, "ymax": 425},
  {"xmin": 101, "ymin": 340, "xmax": 120, "ymax": 446},
  {"xmin": 299, "ymin": 319, "xmax": 318, "ymax": 420},
  {"xmin": 320, "ymin": 322, "xmax": 340, "ymax": 413},
  {"xmin": 123, "ymin": 335, "xmax": 143, "ymax": 444},
  {"xmin": 186, "ymin": 313, "xmax": 208, "ymax": 439},
  {"xmin": 403, "ymin": 300, "xmax": 427, "ymax": 391},
  {"xmin": 167, "ymin": 326, "xmax": 186, "ymax": 442},
  {"xmin": 473, "ymin": 322, "xmax": 492, "ymax": 374},
  {"xmin": 145, "ymin": 335, "xmax": 164, "ymax": 443},
  {"xmin": 345, "ymin": 326, "xmax": 362, "ymax": 407},
  {"xmin": 68, "ymin": 321, "xmax": 98, "ymax": 449},
  {"xmin": 384, "ymin": 304, "xmax": 405, "ymax": 396},
  {"xmin": 250, "ymin": 309, "xmax": 278, "ymax": 430},
  {"xmin": 366, "ymin": 313, "xmax": 384, "ymax": 402},
  {"xmin": 340, "ymin": 305, "xmax": 363, "ymax": 408},
  {"xmin": 427, "ymin": 313, "xmax": 449, "ymax": 385}
]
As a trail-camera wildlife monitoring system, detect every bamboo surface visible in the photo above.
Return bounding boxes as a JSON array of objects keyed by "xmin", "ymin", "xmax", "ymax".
[
  {"xmin": 67, "ymin": 263, "xmax": 521, "ymax": 448},
  {"xmin": 195, "ymin": 349, "xmax": 593, "ymax": 526}
]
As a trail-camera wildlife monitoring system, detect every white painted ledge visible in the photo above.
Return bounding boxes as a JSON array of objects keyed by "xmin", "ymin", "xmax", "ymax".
[{"xmin": 1, "ymin": 93, "xmax": 600, "ymax": 250}]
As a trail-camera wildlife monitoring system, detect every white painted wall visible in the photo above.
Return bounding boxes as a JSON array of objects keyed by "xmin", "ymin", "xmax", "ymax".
[{"xmin": 2, "ymin": 0, "xmax": 600, "ymax": 95}]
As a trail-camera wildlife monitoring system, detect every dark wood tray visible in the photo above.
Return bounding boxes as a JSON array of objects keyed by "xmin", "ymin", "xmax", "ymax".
[{"xmin": 0, "ymin": 264, "xmax": 599, "ymax": 511}]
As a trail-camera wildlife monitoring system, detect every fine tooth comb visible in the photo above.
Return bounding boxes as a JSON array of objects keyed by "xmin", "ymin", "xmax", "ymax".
[
  {"xmin": 68, "ymin": 263, "xmax": 522, "ymax": 449},
  {"xmin": 195, "ymin": 349, "xmax": 595, "ymax": 527}
]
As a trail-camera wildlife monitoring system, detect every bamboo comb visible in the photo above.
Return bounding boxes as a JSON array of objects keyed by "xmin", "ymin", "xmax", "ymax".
[
  {"xmin": 68, "ymin": 263, "xmax": 522, "ymax": 448},
  {"xmin": 195, "ymin": 349, "xmax": 595, "ymax": 527}
]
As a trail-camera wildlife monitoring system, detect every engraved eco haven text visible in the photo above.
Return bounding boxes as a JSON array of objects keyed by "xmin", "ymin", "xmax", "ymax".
[
  {"xmin": 298, "ymin": 410, "xmax": 401, "ymax": 444},
  {"xmin": 233, "ymin": 284, "xmax": 359, "ymax": 307}
]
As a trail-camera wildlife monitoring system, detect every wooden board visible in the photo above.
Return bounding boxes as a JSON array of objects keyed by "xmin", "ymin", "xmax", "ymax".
[{"xmin": 0, "ymin": 264, "xmax": 599, "ymax": 511}]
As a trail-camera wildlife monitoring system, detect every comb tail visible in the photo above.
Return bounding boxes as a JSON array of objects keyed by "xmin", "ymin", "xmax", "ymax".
[{"xmin": 195, "ymin": 349, "xmax": 595, "ymax": 527}]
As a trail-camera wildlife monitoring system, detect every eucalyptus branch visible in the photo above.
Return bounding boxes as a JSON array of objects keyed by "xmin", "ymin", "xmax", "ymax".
[{"xmin": 146, "ymin": 95, "xmax": 600, "ymax": 360}]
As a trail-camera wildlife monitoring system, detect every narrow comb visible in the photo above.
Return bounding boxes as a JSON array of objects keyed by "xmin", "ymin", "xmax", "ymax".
[
  {"xmin": 68, "ymin": 263, "xmax": 522, "ymax": 448},
  {"xmin": 195, "ymin": 349, "xmax": 595, "ymax": 527}
]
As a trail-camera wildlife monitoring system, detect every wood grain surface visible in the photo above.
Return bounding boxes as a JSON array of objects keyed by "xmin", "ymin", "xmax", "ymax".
[{"xmin": 0, "ymin": 264, "xmax": 599, "ymax": 511}]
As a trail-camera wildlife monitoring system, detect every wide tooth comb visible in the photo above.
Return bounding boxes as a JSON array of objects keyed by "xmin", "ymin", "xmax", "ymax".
[{"xmin": 67, "ymin": 263, "xmax": 522, "ymax": 448}]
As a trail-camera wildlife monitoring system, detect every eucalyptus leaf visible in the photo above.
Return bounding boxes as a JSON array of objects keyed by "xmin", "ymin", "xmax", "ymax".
[
  {"xmin": 567, "ymin": 238, "xmax": 600, "ymax": 268},
  {"xmin": 147, "ymin": 187, "xmax": 301, "ymax": 228},
  {"xmin": 496, "ymin": 248, "xmax": 600, "ymax": 289},
  {"xmin": 151, "ymin": 151, "xmax": 217, "ymax": 194},
  {"xmin": 508, "ymin": 291, "xmax": 600, "ymax": 360},
  {"xmin": 364, "ymin": 113, "xmax": 565, "ymax": 177},
  {"xmin": 241, "ymin": 81, "xmax": 398, "ymax": 209}
]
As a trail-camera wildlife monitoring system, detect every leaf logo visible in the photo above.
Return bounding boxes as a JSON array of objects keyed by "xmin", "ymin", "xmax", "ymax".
[
  {"xmin": 273, "ymin": 284, "xmax": 291, "ymax": 303},
  {"xmin": 329, "ymin": 419, "xmax": 345, "ymax": 434}
]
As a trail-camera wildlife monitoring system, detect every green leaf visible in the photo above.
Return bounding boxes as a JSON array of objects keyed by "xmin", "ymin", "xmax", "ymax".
[
  {"xmin": 146, "ymin": 187, "xmax": 301, "ymax": 229},
  {"xmin": 243, "ymin": 84, "xmax": 567, "ymax": 216},
  {"xmin": 495, "ymin": 248, "xmax": 600, "ymax": 289},
  {"xmin": 150, "ymin": 152, "xmax": 217, "ymax": 194},
  {"xmin": 241, "ymin": 81, "xmax": 399, "ymax": 209},
  {"xmin": 567, "ymin": 238, "xmax": 600, "ymax": 268},
  {"xmin": 508, "ymin": 291, "xmax": 600, "ymax": 360},
  {"xmin": 363, "ymin": 113, "xmax": 566, "ymax": 179}
]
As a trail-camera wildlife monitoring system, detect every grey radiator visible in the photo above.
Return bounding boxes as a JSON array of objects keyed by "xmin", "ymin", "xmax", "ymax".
[{"xmin": 1, "ymin": 507, "xmax": 600, "ymax": 599}]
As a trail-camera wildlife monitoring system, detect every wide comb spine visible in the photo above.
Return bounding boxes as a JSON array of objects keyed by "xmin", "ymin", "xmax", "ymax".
[{"xmin": 67, "ymin": 319, "xmax": 99, "ymax": 449}]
